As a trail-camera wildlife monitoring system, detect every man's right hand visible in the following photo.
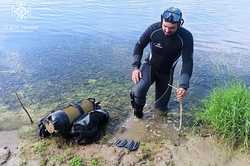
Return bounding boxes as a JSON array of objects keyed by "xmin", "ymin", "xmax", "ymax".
[{"xmin": 132, "ymin": 68, "xmax": 142, "ymax": 84}]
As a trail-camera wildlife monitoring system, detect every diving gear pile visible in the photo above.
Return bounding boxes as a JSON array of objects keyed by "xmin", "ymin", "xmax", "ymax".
[{"xmin": 37, "ymin": 98, "xmax": 109, "ymax": 144}]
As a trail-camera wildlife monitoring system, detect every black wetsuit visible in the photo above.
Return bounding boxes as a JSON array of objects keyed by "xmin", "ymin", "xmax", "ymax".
[{"xmin": 131, "ymin": 22, "xmax": 193, "ymax": 110}]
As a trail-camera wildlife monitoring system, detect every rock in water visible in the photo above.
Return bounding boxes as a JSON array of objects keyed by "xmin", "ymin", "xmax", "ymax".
[{"xmin": 0, "ymin": 146, "xmax": 11, "ymax": 165}]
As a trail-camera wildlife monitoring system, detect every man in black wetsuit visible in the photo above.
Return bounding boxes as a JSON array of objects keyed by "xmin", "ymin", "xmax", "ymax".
[{"xmin": 130, "ymin": 7, "xmax": 193, "ymax": 118}]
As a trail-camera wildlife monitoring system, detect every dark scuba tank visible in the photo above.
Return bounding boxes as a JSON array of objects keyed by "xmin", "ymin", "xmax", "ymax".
[{"xmin": 38, "ymin": 98, "xmax": 100, "ymax": 137}]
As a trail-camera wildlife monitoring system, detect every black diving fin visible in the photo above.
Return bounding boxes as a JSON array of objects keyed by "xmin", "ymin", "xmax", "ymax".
[{"xmin": 113, "ymin": 138, "xmax": 140, "ymax": 151}]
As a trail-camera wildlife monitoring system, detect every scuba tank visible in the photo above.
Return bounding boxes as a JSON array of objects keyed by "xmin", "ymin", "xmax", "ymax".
[{"xmin": 38, "ymin": 98, "xmax": 100, "ymax": 138}]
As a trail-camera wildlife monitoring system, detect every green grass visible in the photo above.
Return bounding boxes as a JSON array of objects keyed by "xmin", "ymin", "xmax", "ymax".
[
  {"xmin": 196, "ymin": 81, "xmax": 250, "ymax": 150},
  {"xmin": 69, "ymin": 155, "xmax": 84, "ymax": 166},
  {"xmin": 90, "ymin": 158, "xmax": 101, "ymax": 166},
  {"xmin": 48, "ymin": 154, "xmax": 65, "ymax": 165},
  {"xmin": 33, "ymin": 141, "xmax": 48, "ymax": 155}
]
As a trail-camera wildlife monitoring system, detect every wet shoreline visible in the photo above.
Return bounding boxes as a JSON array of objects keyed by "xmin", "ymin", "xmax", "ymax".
[{"xmin": 0, "ymin": 130, "xmax": 20, "ymax": 165}]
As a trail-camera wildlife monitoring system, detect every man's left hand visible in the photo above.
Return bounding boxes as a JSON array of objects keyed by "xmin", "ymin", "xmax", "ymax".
[{"xmin": 176, "ymin": 88, "xmax": 187, "ymax": 102}]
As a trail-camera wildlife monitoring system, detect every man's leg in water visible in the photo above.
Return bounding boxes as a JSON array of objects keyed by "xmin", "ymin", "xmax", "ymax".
[
  {"xmin": 154, "ymin": 70, "xmax": 174, "ymax": 112},
  {"xmin": 130, "ymin": 63, "xmax": 154, "ymax": 118}
]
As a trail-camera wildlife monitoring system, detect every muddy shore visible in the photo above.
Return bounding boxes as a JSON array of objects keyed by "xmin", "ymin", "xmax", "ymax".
[{"xmin": 1, "ymin": 111, "xmax": 250, "ymax": 166}]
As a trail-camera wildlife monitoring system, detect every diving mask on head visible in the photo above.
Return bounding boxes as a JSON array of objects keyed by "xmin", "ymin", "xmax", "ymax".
[{"xmin": 161, "ymin": 7, "xmax": 184, "ymax": 26}]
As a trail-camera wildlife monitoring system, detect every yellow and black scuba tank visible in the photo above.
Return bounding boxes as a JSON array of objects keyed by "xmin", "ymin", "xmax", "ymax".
[{"xmin": 38, "ymin": 98, "xmax": 100, "ymax": 138}]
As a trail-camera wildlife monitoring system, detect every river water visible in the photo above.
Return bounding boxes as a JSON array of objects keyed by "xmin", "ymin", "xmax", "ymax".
[{"xmin": 0, "ymin": 0, "xmax": 249, "ymax": 119}]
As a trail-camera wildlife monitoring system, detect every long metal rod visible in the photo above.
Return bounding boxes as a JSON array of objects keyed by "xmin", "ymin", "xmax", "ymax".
[
  {"xmin": 167, "ymin": 83, "xmax": 178, "ymax": 90},
  {"xmin": 167, "ymin": 84, "xmax": 183, "ymax": 131},
  {"xmin": 177, "ymin": 100, "xmax": 183, "ymax": 131}
]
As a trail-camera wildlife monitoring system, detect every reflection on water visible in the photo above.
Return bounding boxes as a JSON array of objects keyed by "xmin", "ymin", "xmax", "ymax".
[{"xmin": 0, "ymin": 0, "xmax": 249, "ymax": 127}]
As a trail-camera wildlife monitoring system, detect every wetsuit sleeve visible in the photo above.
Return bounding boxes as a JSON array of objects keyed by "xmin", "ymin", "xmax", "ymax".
[
  {"xmin": 179, "ymin": 31, "xmax": 193, "ymax": 90},
  {"xmin": 132, "ymin": 25, "xmax": 154, "ymax": 69}
]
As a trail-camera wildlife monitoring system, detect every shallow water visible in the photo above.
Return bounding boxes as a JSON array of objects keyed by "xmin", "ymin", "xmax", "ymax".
[{"xmin": 0, "ymin": 0, "xmax": 250, "ymax": 129}]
